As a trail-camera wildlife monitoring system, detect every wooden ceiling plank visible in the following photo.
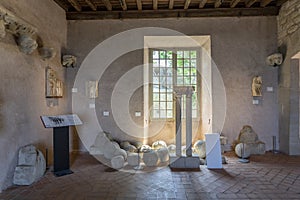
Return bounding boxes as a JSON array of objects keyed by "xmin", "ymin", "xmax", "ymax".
[
  {"xmin": 230, "ymin": 0, "xmax": 241, "ymax": 8},
  {"xmin": 260, "ymin": 0, "xmax": 273, "ymax": 7},
  {"xmin": 85, "ymin": 0, "xmax": 97, "ymax": 11},
  {"xmin": 184, "ymin": 0, "xmax": 191, "ymax": 10},
  {"xmin": 214, "ymin": 0, "xmax": 223, "ymax": 8},
  {"xmin": 169, "ymin": 0, "xmax": 174, "ymax": 9},
  {"xmin": 67, "ymin": 7, "xmax": 280, "ymax": 20},
  {"xmin": 120, "ymin": 0, "xmax": 127, "ymax": 10},
  {"xmin": 137, "ymin": 0, "xmax": 142, "ymax": 10},
  {"xmin": 199, "ymin": 0, "xmax": 208, "ymax": 8},
  {"xmin": 245, "ymin": 0, "xmax": 257, "ymax": 8},
  {"xmin": 67, "ymin": 0, "xmax": 82, "ymax": 11},
  {"xmin": 102, "ymin": 0, "xmax": 112, "ymax": 11},
  {"xmin": 53, "ymin": 0, "xmax": 69, "ymax": 11},
  {"xmin": 153, "ymin": 0, "xmax": 158, "ymax": 10},
  {"xmin": 276, "ymin": 0, "xmax": 288, "ymax": 6}
]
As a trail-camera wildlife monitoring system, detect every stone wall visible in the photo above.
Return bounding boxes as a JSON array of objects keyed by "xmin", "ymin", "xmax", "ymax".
[
  {"xmin": 277, "ymin": 0, "xmax": 300, "ymax": 155},
  {"xmin": 0, "ymin": 0, "xmax": 67, "ymax": 191},
  {"xmin": 67, "ymin": 17, "xmax": 279, "ymax": 153}
]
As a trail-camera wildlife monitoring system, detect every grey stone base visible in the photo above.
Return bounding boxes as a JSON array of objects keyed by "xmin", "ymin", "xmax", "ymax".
[{"xmin": 169, "ymin": 156, "xmax": 200, "ymax": 170}]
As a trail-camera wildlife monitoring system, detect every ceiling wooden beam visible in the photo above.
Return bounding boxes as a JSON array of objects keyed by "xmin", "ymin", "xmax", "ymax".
[
  {"xmin": 153, "ymin": 0, "xmax": 158, "ymax": 10},
  {"xmin": 67, "ymin": 0, "xmax": 81, "ymax": 11},
  {"xmin": 119, "ymin": 0, "xmax": 127, "ymax": 10},
  {"xmin": 85, "ymin": 0, "xmax": 97, "ymax": 11},
  {"xmin": 169, "ymin": 0, "xmax": 174, "ymax": 9},
  {"xmin": 184, "ymin": 0, "xmax": 191, "ymax": 10},
  {"xmin": 276, "ymin": 0, "xmax": 288, "ymax": 6},
  {"xmin": 136, "ymin": 0, "xmax": 142, "ymax": 11},
  {"xmin": 199, "ymin": 0, "xmax": 208, "ymax": 8},
  {"xmin": 260, "ymin": 0, "xmax": 273, "ymax": 7},
  {"xmin": 102, "ymin": 0, "xmax": 112, "ymax": 11},
  {"xmin": 67, "ymin": 7, "xmax": 280, "ymax": 20},
  {"xmin": 53, "ymin": 0, "xmax": 69, "ymax": 11},
  {"xmin": 230, "ymin": 0, "xmax": 241, "ymax": 8},
  {"xmin": 245, "ymin": 0, "xmax": 257, "ymax": 8},
  {"xmin": 214, "ymin": 0, "xmax": 223, "ymax": 8}
]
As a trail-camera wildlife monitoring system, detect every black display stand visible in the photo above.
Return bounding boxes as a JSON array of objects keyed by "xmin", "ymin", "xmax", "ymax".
[
  {"xmin": 53, "ymin": 126, "xmax": 73, "ymax": 176},
  {"xmin": 41, "ymin": 114, "xmax": 82, "ymax": 177}
]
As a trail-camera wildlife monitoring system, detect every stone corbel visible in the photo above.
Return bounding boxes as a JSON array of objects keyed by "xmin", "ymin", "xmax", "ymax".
[{"xmin": 0, "ymin": 6, "xmax": 38, "ymax": 54}]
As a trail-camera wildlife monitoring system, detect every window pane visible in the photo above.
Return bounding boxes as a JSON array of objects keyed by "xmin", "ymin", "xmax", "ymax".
[
  {"xmin": 184, "ymin": 77, "xmax": 190, "ymax": 85},
  {"xmin": 167, "ymin": 93, "xmax": 173, "ymax": 101},
  {"xmin": 153, "ymin": 85, "xmax": 159, "ymax": 92},
  {"xmin": 153, "ymin": 60, "xmax": 159, "ymax": 67},
  {"xmin": 167, "ymin": 110, "xmax": 173, "ymax": 118},
  {"xmin": 167, "ymin": 51, "xmax": 173, "ymax": 59},
  {"xmin": 153, "ymin": 110, "xmax": 159, "ymax": 118},
  {"xmin": 191, "ymin": 76, "xmax": 196, "ymax": 84},
  {"xmin": 177, "ymin": 67, "xmax": 183, "ymax": 76},
  {"xmin": 167, "ymin": 60, "xmax": 172, "ymax": 68},
  {"xmin": 177, "ymin": 77, "xmax": 183, "ymax": 85},
  {"xmin": 184, "ymin": 51, "xmax": 190, "ymax": 58},
  {"xmin": 160, "ymin": 110, "xmax": 166, "ymax": 118},
  {"xmin": 167, "ymin": 102, "xmax": 173, "ymax": 109},
  {"xmin": 153, "ymin": 51, "xmax": 159, "ymax": 59},
  {"xmin": 153, "ymin": 102, "xmax": 159, "ymax": 109},
  {"xmin": 160, "ymin": 51, "xmax": 166, "ymax": 59},
  {"xmin": 177, "ymin": 51, "xmax": 183, "ymax": 58},
  {"xmin": 190, "ymin": 51, "xmax": 196, "ymax": 58},
  {"xmin": 167, "ymin": 77, "xmax": 172, "ymax": 85},
  {"xmin": 184, "ymin": 59, "xmax": 190, "ymax": 67},
  {"xmin": 160, "ymin": 68, "xmax": 167, "ymax": 76},
  {"xmin": 160, "ymin": 94, "xmax": 166, "ymax": 101},
  {"xmin": 191, "ymin": 59, "xmax": 196, "ymax": 68},
  {"xmin": 167, "ymin": 68, "xmax": 173, "ymax": 76},
  {"xmin": 160, "ymin": 60, "xmax": 166, "ymax": 67},
  {"xmin": 153, "ymin": 93, "xmax": 159, "ymax": 101},
  {"xmin": 153, "ymin": 68, "xmax": 159, "ymax": 76},
  {"xmin": 191, "ymin": 68, "xmax": 197, "ymax": 76},
  {"xmin": 153, "ymin": 77, "xmax": 159, "ymax": 84},
  {"xmin": 177, "ymin": 59, "xmax": 183, "ymax": 67},
  {"xmin": 160, "ymin": 102, "xmax": 166, "ymax": 109},
  {"xmin": 184, "ymin": 68, "xmax": 190, "ymax": 75}
]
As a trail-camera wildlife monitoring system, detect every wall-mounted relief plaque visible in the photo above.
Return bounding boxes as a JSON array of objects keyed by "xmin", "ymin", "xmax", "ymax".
[{"xmin": 46, "ymin": 67, "xmax": 63, "ymax": 98}]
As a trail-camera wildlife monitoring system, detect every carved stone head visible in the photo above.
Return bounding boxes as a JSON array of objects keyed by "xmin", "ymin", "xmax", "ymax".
[
  {"xmin": 62, "ymin": 55, "xmax": 77, "ymax": 68},
  {"xmin": 266, "ymin": 53, "xmax": 283, "ymax": 67},
  {"xmin": 16, "ymin": 34, "xmax": 38, "ymax": 54}
]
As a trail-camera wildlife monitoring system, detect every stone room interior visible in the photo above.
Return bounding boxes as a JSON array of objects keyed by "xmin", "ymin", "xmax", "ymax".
[{"xmin": 0, "ymin": 0, "xmax": 300, "ymax": 199}]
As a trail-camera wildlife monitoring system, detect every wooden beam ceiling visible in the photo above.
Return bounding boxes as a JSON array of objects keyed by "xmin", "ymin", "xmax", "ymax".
[
  {"xmin": 102, "ymin": 0, "xmax": 112, "ymax": 11},
  {"xmin": 136, "ymin": 0, "xmax": 142, "ymax": 11},
  {"xmin": 67, "ymin": 7, "xmax": 280, "ymax": 20},
  {"xmin": 184, "ymin": 0, "xmax": 191, "ymax": 10},
  {"xmin": 67, "ymin": 0, "xmax": 81, "ymax": 11},
  {"xmin": 199, "ymin": 0, "xmax": 208, "ymax": 8},
  {"xmin": 153, "ymin": 0, "xmax": 158, "ymax": 10},
  {"xmin": 53, "ymin": 0, "xmax": 69, "ymax": 11},
  {"xmin": 215, "ymin": 0, "xmax": 223, "ymax": 8},
  {"xmin": 119, "ymin": 0, "xmax": 127, "ymax": 10},
  {"xmin": 246, "ymin": 0, "xmax": 257, "ymax": 8},
  {"xmin": 230, "ymin": 0, "xmax": 241, "ymax": 8},
  {"xmin": 260, "ymin": 0, "xmax": 273, "ymax": 7},
  {"xmin": 85, "ymin": 0, "xmax": 97, "ymax": 11},
  {"xmin": 169, "ymin": 0, "xmax": 174, "ymax": 9}
]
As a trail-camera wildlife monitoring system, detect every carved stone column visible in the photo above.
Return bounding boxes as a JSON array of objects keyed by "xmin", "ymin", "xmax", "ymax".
[
  {"xmin": 186, "ymin": 87, "xmax": 194, "ymax": 157},
  {"xmin": 175, "ymin": 92, "xmax": 182, "ymax": 157}
]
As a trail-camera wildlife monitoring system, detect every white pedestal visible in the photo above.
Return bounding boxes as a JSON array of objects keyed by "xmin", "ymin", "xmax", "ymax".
[{"xmin": 205, "ymin": 133, "xmax": 222, "ymax": 169}]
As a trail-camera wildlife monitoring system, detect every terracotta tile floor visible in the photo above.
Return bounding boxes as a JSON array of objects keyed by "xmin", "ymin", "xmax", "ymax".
[{"xmin": 1, "ymin": 151, "xmax": 300, "ymax": 200}]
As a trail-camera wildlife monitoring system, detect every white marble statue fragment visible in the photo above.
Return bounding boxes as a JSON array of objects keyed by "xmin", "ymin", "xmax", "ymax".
[
  {"xmin": 13, "ymin": 145, "xmax": 46, "ymax": 185},
  {"xmin": 193, "ymin": 140, "xmax": 206, "ymax": 159},
  {"xmin": 143, "ymin": 150, "xmax": 159, "ymax": 167},
  {"xmin": 157, "ymin": 147, "xmax": 169, "ymax": 162},
  {"xmin": 152, "ymin": 140, "xmax": 167, "ymax": 150}
]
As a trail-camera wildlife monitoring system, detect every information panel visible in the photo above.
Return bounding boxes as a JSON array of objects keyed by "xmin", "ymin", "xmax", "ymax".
[{"xmin": 41, "ymin": 114, "xmax": 82, "ymax": 128}]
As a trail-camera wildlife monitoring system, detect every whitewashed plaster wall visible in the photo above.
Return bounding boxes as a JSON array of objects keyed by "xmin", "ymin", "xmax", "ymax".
[
  {"xmin": 0, "ymin": 0, "xmax": 67, "ymax": 191},
  {"xmin": 67, "ymin": 17, "xmax": 279, "ymax": 152}
]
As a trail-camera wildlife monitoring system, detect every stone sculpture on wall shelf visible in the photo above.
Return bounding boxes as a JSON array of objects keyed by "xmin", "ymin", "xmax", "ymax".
[
  {"xmin": 16, "ymin": 34, "xmax": 38, "ymax": 54},
  {"xmin": 38, "ymin": 47, "xmax": 56, "ymax": 60},
  {"xmin": 252, "ymin": 76, "xmax": 262, "ymax": 97},
  {"xmin": 62, "ymin": 55, "xmax": 77, "ymax": 68},
  {"xmin": 13, "ymin": 145, "xmax": 46, "ymax": 185},
  {"xmin": 266, "ymin": 53, "xmax": 283, "ymax": 67},
  {"xmin": 234, "ymin": 125, "xmax": 266, "ymax": 158}
]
